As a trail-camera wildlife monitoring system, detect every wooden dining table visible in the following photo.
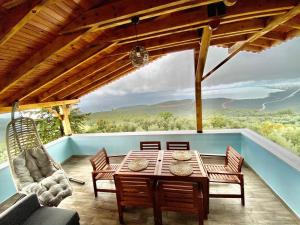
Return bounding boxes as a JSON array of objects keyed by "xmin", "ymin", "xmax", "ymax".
[{"xmin": 115, "ymin": 150, "xmax": 209, "ymax": 218}]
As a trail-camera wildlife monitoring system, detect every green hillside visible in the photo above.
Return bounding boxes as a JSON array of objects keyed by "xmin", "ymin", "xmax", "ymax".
[{"xmin": 87, "ymin": 88, "xmax": 300, "ymax": 122}]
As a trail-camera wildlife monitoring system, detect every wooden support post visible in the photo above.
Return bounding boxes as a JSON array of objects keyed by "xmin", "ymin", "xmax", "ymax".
[
  {"xmin": 195, "ymin": 26, "xmax": 212, "ymax": 133},
  {"xmin": 59, "ymin": 105, "xmax": 72, "ymax": 136}
]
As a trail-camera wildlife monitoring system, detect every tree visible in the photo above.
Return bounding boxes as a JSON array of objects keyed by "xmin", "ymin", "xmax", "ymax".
[{"xmin": 35, "ymin": 108, "xmax": 89, "ymax": 144}]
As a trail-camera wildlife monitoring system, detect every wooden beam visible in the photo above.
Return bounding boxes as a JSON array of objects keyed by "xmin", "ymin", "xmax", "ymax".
[
  {"xmin": 229, "ymin": 4, "xmax": 300, "ymax": 53},
  {"xmin": 35, "ymin": 18, "xmax": 261, "ymax": 102},
  {"xmin": 0, "ymin": 0, "xmax": 48, "ymax": 46},
  {"xmin": 202, "ymin": 4, "xmax": 300, "ymax": 81},
  {"xmin": 15, "ymin": 43, "xmax": 119, "ymax": 103},
  {"xmin": 262, "ymin": 31, "xmax": 286, "ymax": 40},
  {"xmin": 195, "ymin": 26, "xmax": 212, "ymax": 133},
  {"xmin": 62, "ymin": 0, "xmax": 223, "ymax": 34},
  {"xmin": 59, "ymin": 105, "xmax": 72, "ymax": 136},
  {"xmin": 55, "ymin": 60, "xmax": 132, "ymax": 100},
  {"xmin": 283, "ymin": 16, "xmax": 300, "ymax": 29},
  {"xmin": 46, "ymin": 107, "xmax": 63, "ymax": 121},
  {"xmin": 0, "ymin": 99, "xmax": 79, "ymax": 113},
  {"xmin": 99, "ymin": 0, "xmax": 296, "ymax": 43},
  {"xmin": 69, "ymin": 56, "xmax": 160, "ymax": 99},
  {"xmin": 286, "ymin": 28, "xmax": 300, "ymax": 39},
  {"xmin": 70, "ymin": 65, "xmax": 135, "ymax": 99},
  {"xmin": 39, "ymin": 54, "xmax": 127, "ymax": 102}
]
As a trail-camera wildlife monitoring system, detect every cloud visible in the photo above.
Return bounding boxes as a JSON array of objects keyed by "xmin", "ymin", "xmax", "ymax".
[{"xmin": 78, "ymin": 38, "xmax": 300, "ymax": 112}]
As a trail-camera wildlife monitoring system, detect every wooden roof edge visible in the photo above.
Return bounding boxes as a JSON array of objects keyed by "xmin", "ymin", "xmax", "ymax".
[{"xmin": 0, "ymin": 99, "xmax": 79, "ymax": 113}]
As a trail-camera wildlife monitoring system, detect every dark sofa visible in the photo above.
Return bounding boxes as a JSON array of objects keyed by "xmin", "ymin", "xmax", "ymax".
[{"xmin": 0, "ymin": 194, "xmax": 80, "ymax": 225}]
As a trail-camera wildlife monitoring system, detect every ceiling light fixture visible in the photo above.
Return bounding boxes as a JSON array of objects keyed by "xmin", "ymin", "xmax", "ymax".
[{"xmin": 129, "ymin": 16, "xmax": 149, "ymax": 68}]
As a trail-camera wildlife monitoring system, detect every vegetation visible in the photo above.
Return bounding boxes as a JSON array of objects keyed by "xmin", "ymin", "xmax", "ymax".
[
  {"xmin": 83, "ymin": 109, "xmax": 300, "ymax": 156},
  {"xmin": 35, "ymin": 108, "xmax": 89, "ymax": 144},
  {"xmin": 0, "ymin": 109, "xmax": 89, "ymax": 163},
  {"xmin": 1, "ymin": 107, "xmax": 299, "ymax": 164}
]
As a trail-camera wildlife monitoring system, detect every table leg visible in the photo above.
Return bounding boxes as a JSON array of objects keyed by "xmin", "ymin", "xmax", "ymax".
[{"xmin": 202, "ymin": 178, "xmax": 209, "ymax": 219}]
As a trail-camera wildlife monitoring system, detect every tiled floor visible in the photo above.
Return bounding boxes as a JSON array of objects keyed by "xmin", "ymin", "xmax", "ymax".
[{"xmin": 59, "ymin": 156, "xmax": 300, "ymax": 225}]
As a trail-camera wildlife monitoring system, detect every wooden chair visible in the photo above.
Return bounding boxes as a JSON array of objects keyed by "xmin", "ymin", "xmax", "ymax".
[
  {"xmin": 166, "ymin": 141, "xmax": 190, "ymax": 150},
  {"xmin": 89, "ymin": 148, "xmax": 120, "ymax": 197},
  {"xmin": 203, "ymin": 146, "xmax": 245, "ymax": 205},
  {"xmin": 114, "ymin": 176, "xmax": 157, "ymax": 224},
  {"xmin": 140, "ymin": 141, "xmax": 161, "ymax": 150},
  {"xmin": 156, "ymin": 180, "xmax": 203, "ymax": 225}
]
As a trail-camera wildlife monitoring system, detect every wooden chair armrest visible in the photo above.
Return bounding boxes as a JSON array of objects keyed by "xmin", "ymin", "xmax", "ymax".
[
  {"xmin": 108, "ymin": 154, "xmax": 126, "ymax": 158},
  {"xmin": 92, "ymin": 170, "xmax": 116, "ymax": 176},
  {"xmin": 207, "ymin": 171, "xmax": 243, "ymax": 176},
  {"xmin": 200, "ymin": 153, "xmax": 226, "ymax": 158}
]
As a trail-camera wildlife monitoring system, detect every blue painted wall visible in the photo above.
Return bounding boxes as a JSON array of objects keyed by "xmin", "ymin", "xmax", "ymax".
[
  {"xmin": 0, "ymin": 130, "xmax": 299, "ymax": 218},
  {"xmin": 70, "ymin": 132, "xmax": 241, "ymax": 156},
  {"xmin": 46, "ymin": 137, "xmax": 74, "ymax": 163},
  {"xmin": 241, "ymin": 135, "xmax": 300, "ymax": 217},
  {"xmin": 0, "ymin": 165, "xmax": 17, "ymax": 203}
]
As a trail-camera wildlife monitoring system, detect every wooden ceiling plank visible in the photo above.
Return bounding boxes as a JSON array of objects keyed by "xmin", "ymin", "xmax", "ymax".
[
  {"xmin": 15, "ymin": 42, "xmax": 119, "ymax": 103},
  {"xmin": 0, "ymin": 30, "xmax": 88, "ymax": 96},
  {"xmin": 38, "ymin": 27, "xmax": 256, "ymax": 102},
  {"xmin": 202, "ymin": 4, "xmax": 300, "ymax": 81},
  {"xmin": 71, "ymin": 67, "xmax": 135, "ymax": 99},
  {"xmin": 0, "ymin": 0, "xmax": 53, "ymax": 47},
  {"xmin": 286, "ymin": 28, "xmax": 300, "ymax": 39},
  {"xmin": 229, "ymin": 4, "xmax": 300, "ymax": 54},
  {"xmin": 0, "ymin": 99, "xmax": 79, "ymax": 113},
  {"xmin": 55, "ymin": 60, "xmax": 132, "ymax": 100},
  {"xmin": 39, "ymin": 54, "xmax": 127, "ymax": 101},
  {"xmin": 62, "ymin": 0, "xmax": 223, "ymax": 34},
  {"xmin": 101, "ymin": 0, "xmax": 297, "ymax": 43}
]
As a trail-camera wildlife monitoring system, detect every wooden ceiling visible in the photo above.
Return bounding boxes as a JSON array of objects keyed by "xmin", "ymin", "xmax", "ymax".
[{"xmin": 0, "ymin": 0, "xmax": 300, "ymax": 108}]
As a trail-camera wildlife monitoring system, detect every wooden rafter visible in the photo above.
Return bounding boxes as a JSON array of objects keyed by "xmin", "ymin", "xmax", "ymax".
[
  {"xmin": 15, "ymin": 43, "xmax": 120, "ymax": 103},
  {"xmin": 202, "ymin": 3, "xmax": 300, "ymax": 81},
  {"xmin": 39, "ymin": 54, "xmax": 128, "ymax": 102},
  {"xmin": 0, "ymin": 99, "xmax": 79, "ymax": 113},
  {"xmin": 0, "ymin": 0, "xmax": 48, "ymax": 46},
  {"xmin": 0, "ymin": 0, "xmax": 299, "ymax": 107},
  {"xmin": 30, "ymin": 18, "xmax": 262, "ymax": 102},
  {"xmin": 61, "ymin": 0, "xmax": 223, "ymax": 34},
  {"xmin": 70, "ymin": 65, "xmax": 135, "ymax": 99},
  {"xmin": 55, "ymin": 60, "xmax": 132, "ymax": 100},
  {"xmin": 99, "ymin": 0, "xmax": 296, "ymax": 43}
]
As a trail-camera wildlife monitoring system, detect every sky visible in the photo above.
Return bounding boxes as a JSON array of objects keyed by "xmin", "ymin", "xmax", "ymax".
[{"xmin": 78, "ymin": 38, "xmax": 300, "ymax": 112}]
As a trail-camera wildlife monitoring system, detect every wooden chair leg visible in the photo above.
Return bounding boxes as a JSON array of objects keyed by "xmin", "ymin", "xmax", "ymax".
[
  {"xmin": 198, "ymin": 197, "xmax": 204, "ymax": 225},
  {"xmin": 117, "ymin": 205, "xmax": 124, "ymax": 224},
  {"xmin": 241, "ymin": 179, "xmax": 245, "ymax": 206},
  {"xmin": 92, "ymin": 177, "xmax": 98, "ymax": 198},
  {"xmin": 156, "ymin": 208, "xmax": 162, "ymax": 225},
  {"xmin": 153, "ymin": 206, "xmax": 160, "ymax": 225}
]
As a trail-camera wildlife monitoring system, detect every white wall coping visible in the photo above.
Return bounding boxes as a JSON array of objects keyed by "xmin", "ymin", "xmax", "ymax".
[
  {"xmin": 241, "ymin": 128, "xmax": 300, "ymax": 172},
  {"xmin": 71, "ymin": 129, "xmax": 242, "ymax": 137}
]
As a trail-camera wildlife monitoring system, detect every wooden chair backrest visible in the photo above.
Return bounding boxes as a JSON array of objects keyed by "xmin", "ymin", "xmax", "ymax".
[
  {"xmin": 114, "ymin": 176, "xmax": 155, "ymax": 207},
  {"xmin": 156, "ymin": 180, "xmax": 200, "ymax": 211},
  {"xmin": 166, "ymin": 141, "xmax": 190, "ymax": 150},
  {"xmin": 90, "ymin": 148, "xmax": 109, "ymax": 171},
  {"xmin": 225, "ymin": 146, "xmax": 244, "ymax": 172},
  {"xmin": 140, "ymin": 141, "xmax": 161, "ymax": 150}
]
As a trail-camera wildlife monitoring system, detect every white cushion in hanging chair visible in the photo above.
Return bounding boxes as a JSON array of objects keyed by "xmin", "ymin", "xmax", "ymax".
[{"xmin": 12, "ymin": 150, "xmax": 72, "ymax": 206}]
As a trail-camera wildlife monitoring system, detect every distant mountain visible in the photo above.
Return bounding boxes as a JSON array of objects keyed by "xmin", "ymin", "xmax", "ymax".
[
  {"xmin": 223, "ymin": 87, "xmax": 300, "ymax": 112},
  {"xmin": 87, "ymin": 87, "xmax": 300, "ymax": 121}
]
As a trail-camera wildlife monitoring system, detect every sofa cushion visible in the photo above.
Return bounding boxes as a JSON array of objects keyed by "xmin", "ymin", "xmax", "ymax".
[
  {"xmin": 22, "ymin": 207, "xmax": 79, "ymax": 225},
  {"xmin": 0, "ymin": 194, "xmax": 40, "ymax": 225}
]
